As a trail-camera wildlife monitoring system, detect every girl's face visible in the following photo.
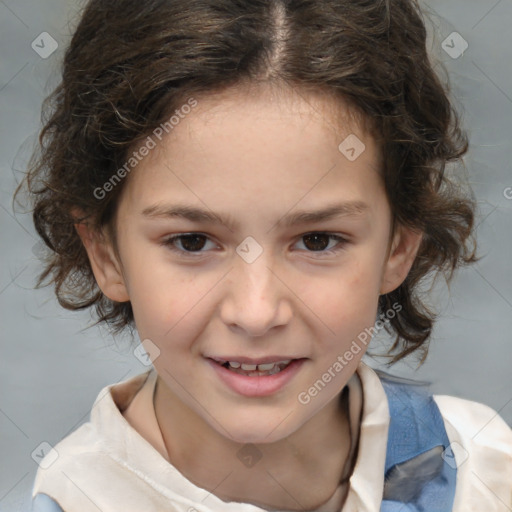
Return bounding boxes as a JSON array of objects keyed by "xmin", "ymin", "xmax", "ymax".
[{"xmin": 83, "ymin": 85, "xmax": 421, "ymax": 444}]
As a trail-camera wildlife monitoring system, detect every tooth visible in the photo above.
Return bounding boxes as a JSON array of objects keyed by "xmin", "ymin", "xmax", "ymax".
[
  {"xmin": 228, "ymin": 361, "xmax": 241, "ymax": 368},
  {"xmin": 279, "ymin": 360, "xmax": 291, "ymax": 366},
  {"xmin": 257, "ymin": 363, "xmax": 275, "ymax": 371},
  {"xmin": 241, "ymin": 363, "xmax": 257, "ymax": 371}
]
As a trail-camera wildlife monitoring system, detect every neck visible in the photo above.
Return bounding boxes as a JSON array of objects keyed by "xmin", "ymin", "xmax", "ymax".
[{"xmin": 154, "ymin": 379, "xmax": 353, "ymax": 511}]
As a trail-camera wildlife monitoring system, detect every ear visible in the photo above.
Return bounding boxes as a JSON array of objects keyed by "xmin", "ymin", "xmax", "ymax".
[
  {"xmin": 379, "ymin": 223, "xmax": 423, "ymax": 295},
  {"xmin": 74, "ymin": 220, "xmax": 130, "ymax": 303}
]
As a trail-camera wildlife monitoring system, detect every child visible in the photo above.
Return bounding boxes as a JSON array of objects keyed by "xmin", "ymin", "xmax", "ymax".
[{"xmin": 21, "ymin": 0, "xmax": 511, "ymax": 510}]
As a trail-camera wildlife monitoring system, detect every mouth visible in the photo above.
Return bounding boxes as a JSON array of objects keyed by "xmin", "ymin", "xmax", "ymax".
[
  {"xmin": 213, "ymin": 359, "xmax": 294, "ymax": 377},
  {"xmin": 207, "ymin": 356, "xmax": 306, "ymax": 397}
]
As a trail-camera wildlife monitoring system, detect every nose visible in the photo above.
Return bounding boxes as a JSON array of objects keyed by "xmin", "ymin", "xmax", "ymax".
[{"xmin": 219, "ymin": 251, "xmax": 293, "ymax": 338}]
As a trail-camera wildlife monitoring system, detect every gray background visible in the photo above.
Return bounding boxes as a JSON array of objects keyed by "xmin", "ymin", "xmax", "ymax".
[{"xmin": 1, "ymin": 1, "xmax": 511, "ymax": 510}]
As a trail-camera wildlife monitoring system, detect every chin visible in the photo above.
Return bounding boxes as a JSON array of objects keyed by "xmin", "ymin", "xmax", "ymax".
[{"xmin": 214, "ymin": 410, "xmax": 302, "ymax": 445}]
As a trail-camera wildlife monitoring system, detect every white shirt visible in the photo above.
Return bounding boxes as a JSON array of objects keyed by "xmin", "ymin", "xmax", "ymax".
[{"xmin": 32, "ymin": 362, "xmax": 512, "ymax": 511}]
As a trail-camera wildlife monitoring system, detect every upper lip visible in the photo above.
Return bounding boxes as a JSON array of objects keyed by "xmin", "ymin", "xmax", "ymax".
[{"xmin": 208, "ymin": 356, "xmax": 303, "ymax": 365}]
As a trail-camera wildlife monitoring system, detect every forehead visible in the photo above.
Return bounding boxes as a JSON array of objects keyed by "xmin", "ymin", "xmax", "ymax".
[
  {"xmin": 184, "ymin": 82, "xmax": 374, "ymax": 143},
  {"xmin": 119, "ymin": 83, "xmax": 383, "ymax": 215}
]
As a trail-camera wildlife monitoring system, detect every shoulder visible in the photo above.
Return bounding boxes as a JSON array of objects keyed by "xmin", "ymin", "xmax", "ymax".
[
  {"xmin": 434, "ymin": 393, "xmax": 512, "ymax": 460},
  {"xmin": 434, "ymin": 393, "xmax": 511, "ymax": 430},
  {"xmin": 31, "ymin": 381, "xmax": 121, "ymax": 505},
  {"xmin": 31, "ymin": 424, "xmax": 135, "ymax": 512},
  {"xmin": 31, "ymin": 422, "xmax": 110, "ymax": 494},
  {"xmin": 434, "ymin": 394, "xmax": 512, "ymax": 511},
  {"xmin": 30, "ymin": 370, "xmax": 169, "ymax": 511}
]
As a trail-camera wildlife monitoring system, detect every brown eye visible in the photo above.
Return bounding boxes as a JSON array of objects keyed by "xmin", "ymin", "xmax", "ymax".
[
  {"xmin": 163, "ymin": 233, "xmax": 214, "ymax": 253},
  {"xmin": 295, "ymin": 233, "xmax": 348, "ymax": 255},
  {"xmin": 302, "ymin": 233, "xmax": 331, "ymax": 251},
  {"xmin": 177, "ymin": 234, "xmax": 207, "ymax": 251}
]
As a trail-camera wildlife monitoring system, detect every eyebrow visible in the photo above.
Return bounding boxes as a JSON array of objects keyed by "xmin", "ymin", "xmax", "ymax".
[{"xmin": 141, "ymin": 201, "xmax": 369, "ymax": 230}]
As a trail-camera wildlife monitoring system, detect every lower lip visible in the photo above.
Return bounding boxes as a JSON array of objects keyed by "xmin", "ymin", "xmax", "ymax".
[{"xmin": 207, "ymin": 358, "xmax": 306, "ymax": 397}]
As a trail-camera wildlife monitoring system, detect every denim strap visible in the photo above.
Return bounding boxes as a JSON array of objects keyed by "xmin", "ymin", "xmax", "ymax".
[{"xmin": 379, "ymin": 374, "xmax": 457, "ymax": 511}]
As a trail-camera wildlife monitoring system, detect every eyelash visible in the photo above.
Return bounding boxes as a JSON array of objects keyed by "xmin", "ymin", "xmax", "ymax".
[{"xmin": 160, "ymin": 232, "xmax": 349, "ymax": 258}]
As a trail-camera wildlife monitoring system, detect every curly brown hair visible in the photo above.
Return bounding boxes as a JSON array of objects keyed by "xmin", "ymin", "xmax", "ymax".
[{"xmin": 16, "ymin": 0, "xmax": 478, "ymax": 363}]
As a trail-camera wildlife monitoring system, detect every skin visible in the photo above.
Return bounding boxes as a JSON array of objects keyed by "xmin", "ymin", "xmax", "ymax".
[{"xmin": 76, "ymin": 83, "xmax": 423, "ymax": 510}]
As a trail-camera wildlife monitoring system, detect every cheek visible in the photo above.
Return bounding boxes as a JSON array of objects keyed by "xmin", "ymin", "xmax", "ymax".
[
  {"xmin": 127, "ymin": 261, "xmax": 219, "ymax": 349},
  {"xmin": 306, "ymin": 257, "xmax": 379, "ymax": 318},
  {"xmin": 299, "ymin": 257, "xmax": 382, "ymax": 357}
]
